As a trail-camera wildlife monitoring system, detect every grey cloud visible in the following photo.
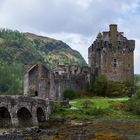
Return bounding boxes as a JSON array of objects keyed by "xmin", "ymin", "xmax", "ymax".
[
  {"xmin": 0, "ymin": 0, "xmax": 138, "ymax": 35},
  {"xmin": 0, "ymin": 0, "xmax": 140, "ymax": 73}
]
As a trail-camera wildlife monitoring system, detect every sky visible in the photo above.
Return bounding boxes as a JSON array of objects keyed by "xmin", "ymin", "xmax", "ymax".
[{"xmin": 0, "ymin": 0, "xmax": 140, "ymax": 74}]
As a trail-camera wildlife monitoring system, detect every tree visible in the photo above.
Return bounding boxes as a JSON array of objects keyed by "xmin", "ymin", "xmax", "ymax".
[{"xmin": 90, "ymin": 75, "xmax": 108, "ymax": 96}]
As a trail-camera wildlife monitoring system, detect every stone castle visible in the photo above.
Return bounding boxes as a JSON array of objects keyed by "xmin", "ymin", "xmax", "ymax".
[
  {"xmin": 24, "ymin": 24, "xmax": 135, "ymax": 100},
  {"xmin": 0, "ymin": 24, "xmax": 134, "ymax": 128},
  {"xmin": 88, "ymin": 24, "xmax": 135, "ymax": 81}
]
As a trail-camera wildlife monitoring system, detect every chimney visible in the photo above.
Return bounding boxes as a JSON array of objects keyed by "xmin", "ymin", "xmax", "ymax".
[{"xmin": 109, "ymin": 24, "xmax": 117, "ymax": 45}]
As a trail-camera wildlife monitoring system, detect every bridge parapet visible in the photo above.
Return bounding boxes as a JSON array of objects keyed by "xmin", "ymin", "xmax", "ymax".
[{"xmin": 0, "ymin": 96, "xmax": 49, "ymax": 127}]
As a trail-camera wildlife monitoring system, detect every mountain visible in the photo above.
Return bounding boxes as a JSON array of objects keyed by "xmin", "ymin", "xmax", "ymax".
[
  {"xmin": 0, "ymin": 29, "xmax": 87, "ymax": 95},
  {"xmin": 0, "ymin": 29, "xmax": 87, "ymax": 68}
]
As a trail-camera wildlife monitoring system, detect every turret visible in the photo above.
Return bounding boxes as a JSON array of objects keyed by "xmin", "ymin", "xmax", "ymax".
[{"xmin": 109, "ymin": 24, "xmax": 117, "ymax": 46}]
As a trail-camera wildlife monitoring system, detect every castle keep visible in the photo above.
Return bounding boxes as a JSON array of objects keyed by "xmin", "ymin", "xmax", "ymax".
[{"xmin": 88, "ymin": 24, "xmax": 135, "ymax": 82}]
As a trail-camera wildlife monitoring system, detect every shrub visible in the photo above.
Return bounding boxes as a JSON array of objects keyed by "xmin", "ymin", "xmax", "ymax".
[
  {"xmin": 82, "ymin": 100, "xmax": 93, "ymax": 108},
  {"xmin": 63, "ymin": 88, "xmax": 77, "ymax": 100},
  {"xmin": 106, "ymin": 81, "xmax": 129, "ymax": 97},
  {"xmin": 90, "ymin": 75, "xmax": 130, "ymax": 97},
  {"xmin": 112, "ymin": 102, "xmax": 126, "ymax": 111},
  {"xmin": 136, "ymin": 86, "xmax": 140, "ymax": 98},
  {"xmin": 90, "ymin": 75, "xmax": 108, "ymax": 96},
  {"xmin": 52, "ymin": 102, "xmax": 65, "ymax": 113},
  {"xmin": 127, "ymin": 96, "xmax": 140, "ymax": 114}
]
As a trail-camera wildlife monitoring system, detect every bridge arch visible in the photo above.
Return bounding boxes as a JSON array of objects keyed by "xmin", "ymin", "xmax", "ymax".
[
  {"xmin": 0, "ymin": 107, "xmax": 11, "ymax": 127},
  {"xmin": 17, "ymin": 107, "xmax": 32, "ymax": 127},
  {"xmin": 37, "ymin": 107, "xmax": 46, "ymax": 123}
]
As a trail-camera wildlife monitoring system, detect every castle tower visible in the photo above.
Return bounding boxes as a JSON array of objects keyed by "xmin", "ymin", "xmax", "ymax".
[{"xmin": 88, "ymin": 24, "xmax": 135, "ymax": 82}]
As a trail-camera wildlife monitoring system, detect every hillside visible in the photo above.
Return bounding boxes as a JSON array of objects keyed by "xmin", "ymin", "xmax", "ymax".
[
  {"xmin": 0, "ymin": 29, "xmax": 87, "ymax": 67},
  {"xmin": 0, "ymin": 29, "xmax": 87, "ymax": 95}
]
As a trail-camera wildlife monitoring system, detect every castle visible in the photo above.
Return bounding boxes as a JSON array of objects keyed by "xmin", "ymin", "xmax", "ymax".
[
  {"xmin": 24, "ymin": 24, "xmax": 135, "ymax": 100},
  {"xmin": 88, "ymin": 24, "xmax": 135, "ymax": 82},
  {"xmin": 24, "ymin": 62, "xmax": 90, "ymax": 100}
]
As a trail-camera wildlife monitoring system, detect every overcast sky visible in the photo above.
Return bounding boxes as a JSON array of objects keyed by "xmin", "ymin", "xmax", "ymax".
[{"xmin": 0, "ymin": 0, "xmax": 140, "ymax": 74}]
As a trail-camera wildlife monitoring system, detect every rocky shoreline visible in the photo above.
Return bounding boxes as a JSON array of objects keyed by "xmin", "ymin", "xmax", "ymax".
[{"xmin": 0, "ymin": 119, "xmax": 140, "ymax": 140}]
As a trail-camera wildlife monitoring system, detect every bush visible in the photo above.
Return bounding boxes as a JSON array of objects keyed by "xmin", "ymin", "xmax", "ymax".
[
  {"xmin": 136, "ymin": 89, "xmax": 140, "ymax": 98},
  {"xmin": 52, "ymin": 102, "xmax": 65, "ymax": 113},
  {"xmin": 82, "ymin": 100, "xmax": 93, "ymax": 108},
  {"xmin": 90, "ymin": 75, "xmax": 108, "ymax": 96},
  {"xmin": 127, "ymin": 96, "xmax": 140, "ymax": 114},
  {"xmin": 112, "ymin": 102, "xmax": 126, "ymax": 111},
  {"xmin": 106, "ymin": 81, "xmax": 130, "ymax": 97},
  {"xmin": 63, "ymin": 88, "xmax": 77, "ymax": 100},
  {"xmin": 90, "ymin": 75, "xmax": 130, "ymax": 97}
]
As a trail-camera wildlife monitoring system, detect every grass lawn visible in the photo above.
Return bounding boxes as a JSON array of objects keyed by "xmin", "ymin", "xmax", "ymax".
[{"xmin": 50, "ymin": 97, "xmax": 140, "ymax": 121}]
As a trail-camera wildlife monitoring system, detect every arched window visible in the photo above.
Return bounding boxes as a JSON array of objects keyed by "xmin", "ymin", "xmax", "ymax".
[{"xmin": 113, "ymin": 58, "xmax": 117, "ymax": 68}]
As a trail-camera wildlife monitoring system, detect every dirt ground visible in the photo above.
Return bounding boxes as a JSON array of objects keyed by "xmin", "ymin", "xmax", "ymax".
[{"xmin": 46, "ymin": 120, "xmax": 140, "ymax": 140}]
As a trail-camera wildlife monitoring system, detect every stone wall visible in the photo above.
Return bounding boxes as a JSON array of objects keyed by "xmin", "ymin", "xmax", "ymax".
[
  {"xmin": 24, "ymin": 62, "xmax": 50, "ymax": 99},
  {"xmin": 24, "ymin": 63, "xmax": 91, "ymax": 100},
  {"xmin": 49, "ymin": 73, "xmax": 90, "ymax": 100}
]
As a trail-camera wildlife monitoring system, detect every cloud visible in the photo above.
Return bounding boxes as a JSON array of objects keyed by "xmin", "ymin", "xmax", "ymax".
[
  {"xmin": 0, "ymin": 0, "xmax": 140, "ymax": 73},
  {"xmin": 0, "ymin": 0, "xmax": 138, "ymax": 35}
]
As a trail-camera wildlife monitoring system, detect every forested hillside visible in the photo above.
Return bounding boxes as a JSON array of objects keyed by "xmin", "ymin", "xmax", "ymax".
[{"xmin": 0, "ymin": 29, "xmax": 87, "ymax": 95}]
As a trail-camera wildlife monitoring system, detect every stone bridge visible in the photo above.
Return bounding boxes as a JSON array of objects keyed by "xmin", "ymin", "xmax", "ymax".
[{"xmin": 0, "ymin": 96, "xmax": 49, "ymax": 127}]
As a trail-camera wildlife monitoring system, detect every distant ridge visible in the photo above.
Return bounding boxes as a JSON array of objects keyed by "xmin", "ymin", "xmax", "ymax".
[{"xmin": 0, "ymin": 29, "xmax": 87, "ymax": 67}]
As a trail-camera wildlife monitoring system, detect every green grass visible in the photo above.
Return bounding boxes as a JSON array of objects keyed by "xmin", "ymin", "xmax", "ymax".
[
  {"xmin": 50, "ymin": 97, "xmax": 140, "ymax": 121},
  {"xmin": 70, "ymin": 97, "xmax": 129, "ymax": 110}
]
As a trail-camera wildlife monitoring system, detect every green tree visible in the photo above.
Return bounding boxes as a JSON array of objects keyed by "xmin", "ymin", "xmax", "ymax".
[
  {"xmin": 0, "ymin": 61, "xmax": 23, "ymax": 95},
  {"xmin": 90, "ymin": 75, "xmax": 108, "ymax": 96}
]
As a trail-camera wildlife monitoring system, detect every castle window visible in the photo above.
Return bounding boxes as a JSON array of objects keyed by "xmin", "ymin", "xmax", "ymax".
[
  {"xmin": 104, "ymin": 41, "xmax": 107, "ymax": 47},
  {"xmin": 74, "ymin": 70, "xmax": 77, "ymax": 74},
  {"xmin": 118, "ymin": 41, "xmax": 121, "ymax": 45},
  {"xmin": 48, "ymin": 81, "xmax": 50, "ymax": 85},
  {"xmin": 114, "ymin": 59, "xmax": 117, "ymax": 62},
  {"xmin": 128, "ymin": 64, "xmax": 130, "ymax": 68},
  {"xmin": 35, "ymin": 91, "xmax": 38, "ymax": 96},
  {"xmin": 113, "ymin": 63, "xmax": 117, "ymax": 67},
  {"xmin": 113, "ymin": 59, "xmax": 117, "ymax": 68}
]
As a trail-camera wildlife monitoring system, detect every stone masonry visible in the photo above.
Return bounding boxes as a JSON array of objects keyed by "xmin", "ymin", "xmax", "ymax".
[
  {"xmin": 88, "ymin": 24, "xmax": 135, "ymax": 82},
  {"xmin": 24, "ymin": 24, "xmax": 135, "ymax": 101},
  {"xmin": 24, "ymin": 62, "xmax": 90, "ymax": 100},
  {"xmin": 0, "ymin": 96, "xmax": 49, "ymax": 127},
  {"xmin": 0, "ymin": 24, "xmax": 134, "ymax": 128}
]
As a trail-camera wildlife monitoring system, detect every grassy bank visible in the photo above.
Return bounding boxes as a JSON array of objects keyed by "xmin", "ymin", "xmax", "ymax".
[{"xmin": 50, "ymin": 97, "xmax": 140, "ymax": 121}]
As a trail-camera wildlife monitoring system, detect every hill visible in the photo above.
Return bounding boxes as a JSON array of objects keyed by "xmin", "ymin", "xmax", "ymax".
[
  {"xmin": 0, "ymin": 29, "xmax": 87, "ymax": 95},
  {"xmin": 0, "ymin": 29, "xmax": 87, "ymax": 67}
]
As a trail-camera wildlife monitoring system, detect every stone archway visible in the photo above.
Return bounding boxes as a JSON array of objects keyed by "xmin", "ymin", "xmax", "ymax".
[
  {"xmin": 0, "ymin": 107, "xmax": 11, "ymax": 127},
  {"xmin": 37, "ymin": 107, "xmax": 46, "ymax": 123},
  {"xmin": 17, "ymin": 107, "xmax": 32, "ymax": 127}
]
